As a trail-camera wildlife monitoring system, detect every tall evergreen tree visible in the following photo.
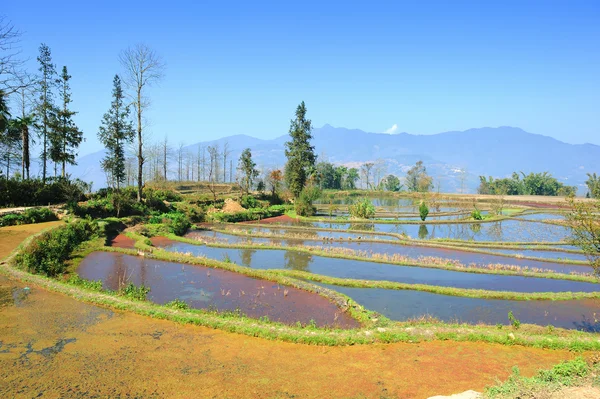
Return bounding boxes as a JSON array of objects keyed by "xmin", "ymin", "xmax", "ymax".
[
  {"xmin": 238, "ymin": 148, "xmax": 258, "ymax": 194},
  {"xmin": 50, "ymin": 66, "xmax": 83, "ymax": 177},
  {"xmin": 34, "ymin": 43, "xmax": 57, "ymax": 183},
  {"xmin": 0, "ymin": 89, "xmax": 9, "ymax": 132},
  {"xmin": 97, "ymin": 75, "xmax": 135, "ymax": 190},
  {"xmin": 284, "ymin": 101, "xmax": 316, "ymax": 198}
]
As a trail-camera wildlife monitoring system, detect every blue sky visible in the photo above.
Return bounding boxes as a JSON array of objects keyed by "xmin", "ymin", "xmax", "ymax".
[{"xmin": 4, "ymin": 0, "xmax": 600, "ymax": 156}]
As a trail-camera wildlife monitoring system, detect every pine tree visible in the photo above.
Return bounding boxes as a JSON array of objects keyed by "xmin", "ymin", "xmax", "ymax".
[
  {"xmin": 50, "ymin": 66, "xmax": 83, "ymax": 177},
  {"xmin": 34, "ymin": 43, "xmax": 57, "ymax": 183},
  {"xmin": 238, "ymin": 148, "xmax": 258, "ymax": 194},
  {"xmin": 97, "ymin": 75, "xmax": 135, "ymax": 190},
  {"xmin": 284, "ymin": 101, "xmax": 316, "ymax": 198}
]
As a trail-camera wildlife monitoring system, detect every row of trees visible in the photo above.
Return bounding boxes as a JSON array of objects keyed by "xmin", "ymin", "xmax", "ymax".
[
  {"xmin": 0, "ymin": 35, "xmax": 83, "ymax": 181},
  {"xmin": 477, "ymin": 172, "xmax": 576, "ymax": 196},
  {"xmin": 0, "ymin": 17, "xmax": 168, "ymax": 204}
]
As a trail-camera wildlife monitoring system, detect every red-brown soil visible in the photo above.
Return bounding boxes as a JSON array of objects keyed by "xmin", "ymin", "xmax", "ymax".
[
  {"xmin": 108, "ymin": 234, "xmax": 136, "ymax": 249},
  {"xmin": 0, "ymin": 274, "xmax": 581, "ymax": 398},
  {"xmin": 244, "ymin": 214, "xmax": 300, "ymax": 224}
]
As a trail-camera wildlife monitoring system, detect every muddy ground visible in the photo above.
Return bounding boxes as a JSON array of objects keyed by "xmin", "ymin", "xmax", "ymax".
[{"xmin": 0, "ymin": 273, "xmax": 580, "ymax": 399}]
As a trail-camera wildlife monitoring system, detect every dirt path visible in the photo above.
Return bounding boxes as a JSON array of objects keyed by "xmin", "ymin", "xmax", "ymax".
[{"xmin": 0, "ymin": 223, "xmax": 582, "ymax": 398}]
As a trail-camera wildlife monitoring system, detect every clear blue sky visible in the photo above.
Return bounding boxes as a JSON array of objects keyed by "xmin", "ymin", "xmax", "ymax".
[{"xmin": 5, "ymin": 0, "xmax": 600, "ymax": 156}]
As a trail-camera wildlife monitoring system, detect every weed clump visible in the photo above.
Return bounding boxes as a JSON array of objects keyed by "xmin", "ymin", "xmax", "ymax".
[
  {"xmin": 508, "ymin": 310, "xmax": 521, "ymax": 329},
  {"xmin": 485, "ymin": 357, "xmax": 594, "ymax": 398},
  {"xmin": 119, "ymin": 283, "xmax": 150, "ymax": 301},
  {"xmin": 67, "ymin": 274, "xmax": 104, "ymax": 291},
  {"xmin": 348, "ymin": 198, "xmax": 375, "ymax": 219},
  {"xmin": 166, "ymin": 299, "xmax": 189, "ymax": 310}
]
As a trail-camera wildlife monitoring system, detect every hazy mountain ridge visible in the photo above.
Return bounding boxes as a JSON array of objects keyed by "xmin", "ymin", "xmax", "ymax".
[{"xmin": 58, "ymin": 126, "xmax": 599, "ymax": 193}]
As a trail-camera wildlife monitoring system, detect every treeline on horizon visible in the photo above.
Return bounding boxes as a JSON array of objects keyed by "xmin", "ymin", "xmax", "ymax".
[{"xmin": 2, "ymin": 15, "xmax": 599, "ymax": 208}]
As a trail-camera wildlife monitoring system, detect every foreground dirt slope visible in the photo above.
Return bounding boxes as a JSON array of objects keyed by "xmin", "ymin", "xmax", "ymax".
[{"xmin": 0, "ymin": 222, "xmax": 580, "ymax": 398}]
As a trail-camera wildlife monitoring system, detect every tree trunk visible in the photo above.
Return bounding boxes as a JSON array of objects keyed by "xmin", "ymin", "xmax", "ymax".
[{"xmin": 136, "ymin": 89, "xmax": 143, "ymax": 202}]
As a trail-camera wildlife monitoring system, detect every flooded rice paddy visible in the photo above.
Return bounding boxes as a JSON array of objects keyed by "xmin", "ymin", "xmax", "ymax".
[
  {"xmin": 152, "ymin": 238, "xmax": 599, "ymax": 293},
  {"xmin": 231, "ymin": 219, "xmax": 570, "ymax": 242},
  {"xmin": 77, "ymin": 251, "xmax": 358, "ymax": 328},
  {"xmin": 186, "ymin": 229, "xmax": 591, "ymax": 274},
  {"xmin": 321, "ymin": 284, "xmax": 600, "ymax": 332}
]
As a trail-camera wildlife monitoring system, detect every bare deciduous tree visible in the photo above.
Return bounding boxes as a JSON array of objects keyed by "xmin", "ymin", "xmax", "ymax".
[
  {"xmin": 177, "ymin": 142, "xmax": 185, "ymax": 181},
  {"xmin": 0, "ymin": 16, "xmax": 27, "ymax": 93},
  {"xmin": 119, "ymin": 44, "xmax": 165, "ymax": 201},
  {"xmin": 161, "ymin": 136, "xmax": 171, "ymax": 181},
  {"xmin": 223, "ymin": 141, "xmax": 230, "ymax": 182},
  {"xmin": 361, "ymin": 162, "xmax": 374, "ymax": 190},
  {"xmin": 207, "ymin": 145, "xmax": 218, "ymax": 200}
]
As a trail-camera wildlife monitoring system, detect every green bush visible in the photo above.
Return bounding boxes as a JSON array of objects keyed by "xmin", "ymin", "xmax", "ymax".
[
  {"xmin": 295, "ymin": 197, "xmax": 316, "ymax": 217},
  {"xmin": 471, "ymin": 208, "xmax": 483, "ymax": 220},
  {"xmin": 348, "ymin": 198, "xmax": 375, "ymax": 219},
  {"xmin": 14, "ymin": 220, "xmax": 98, "ymax": 277},
  {"xmin": 419, "ymin": 201, "xmax": 429, "ymax": 221},
  {"xmin": 209, "ymin": 205, "xmax": 289, "ymax": 223},
  {"xmin": 240, "ymin": 195, "xmax": 259, "ymax": 209},
  {"xmin": 144, "ymin": 187, "xmax": 183, "ymax": 202},
  {"xmin": 149, "ymin": 212, "xmax": 191, "ymax": 236},
  {"xmin": 174, "ymin": 202, "xmax": 206, "ymax": 223},
  {"xmin": 0, "ymin": 177, "xmax": 87, "ymax": 207},
  {"xmin": 0, "ymin": 208, "xmax": 57, "ymax": 227},
  {"xmin": 294, "ymin": 186, "xmax": 321, "ymax": 217}
]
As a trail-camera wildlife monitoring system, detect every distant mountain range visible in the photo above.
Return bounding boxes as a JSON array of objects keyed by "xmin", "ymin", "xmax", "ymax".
[{"xmin": 46, "ymin": 125, "xmax": 599, "ymax": 194}]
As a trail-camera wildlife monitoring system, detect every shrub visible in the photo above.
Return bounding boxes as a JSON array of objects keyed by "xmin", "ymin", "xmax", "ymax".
[
  {"xmin": 348, "ymin": 198, "xmax": 375, "ymax": 219},
  {"xmin": 144, "ymin": 187, "xmax": 182, "ymax": 202},
  {"xmin": 14, "ymin": 220, "xmax": 98, "ymax": 277},
  {"xmin": 0, "ymin": 177, "xmax": 87, "ymax": 207},
  {"xmin": 240, "ymin": 195, "xmax": 259, "ymax": 209},
  {"xmin": 0, "ymin": 213, "xmax": 21, "ymax": 227},
  {"xmin": 209, "ymin": 205, "xmax": 289, "ymax": 223},
  {"xmin": 0, "ymin": 208, "xmax": 57, "ymax": 227},
  {"xmin": 419, "ymin": 201, "xmax": 429, "ymax": 221},
  {"xmin": 295, "ymin": 197, "xmax": 316, "ymax": 217},
  {"xmin": 295, "ymin": 186, "xmax": 321, "ymax": 217},
  {"xmin": 471, "ymin": 208, "xmax": 483, "ymax": 220},
  {"xmin": 174, "ymin": 202, "xmax": 206, "ymax": 223},
  {"xmin": 149, "ymin": 211, "xmax": 191, "ymax": 236}
]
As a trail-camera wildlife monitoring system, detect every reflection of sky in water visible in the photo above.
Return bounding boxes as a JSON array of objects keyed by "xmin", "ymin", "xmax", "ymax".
[
  {"xmin": 516, "ymin": 213, "xmax": 566, "ymax": 221},
  {"xmin": 155, "ymin": 239, "xmax": 600, "ymax": 293},
  {"xmin": 224, "ymin": 219, "xmax": 571, "ymax": 242},
  {"xmin": 317, "ymin": 284, "xmax": 600, "ymax": 332},
  {"xmin": 187, "ymin": 230, "xmax": 590, "ymax": 274},
  {"xmin": 77, "ymin": 251, "xmax": 358, "ymax": 328}
]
